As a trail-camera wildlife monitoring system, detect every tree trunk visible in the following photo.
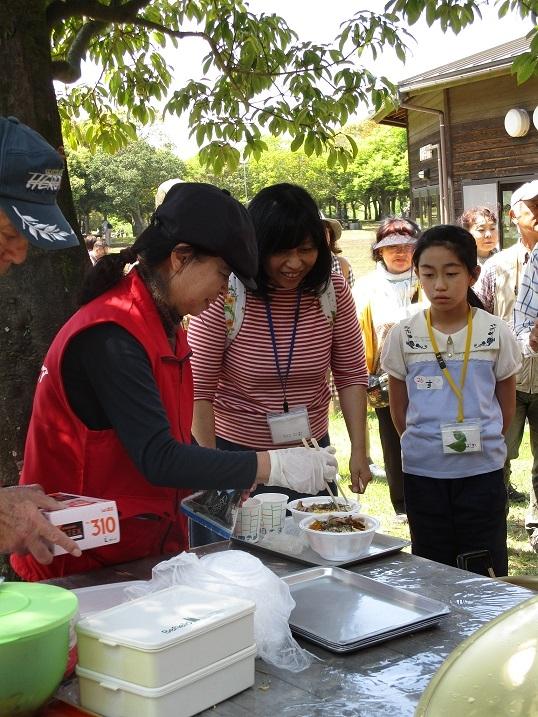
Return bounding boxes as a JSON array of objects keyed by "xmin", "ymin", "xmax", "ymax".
[
  {"xmin": 131, "ymin": 205, "xmax": 146, "ymax": 237},
  {"xmin": 0, "ymin": 0, "xmax": 86, "ymax": 485}
]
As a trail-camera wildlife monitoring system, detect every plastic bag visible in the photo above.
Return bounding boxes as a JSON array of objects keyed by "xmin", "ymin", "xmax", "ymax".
[
  {"xmin": 125, "ymin": 550, "xmax": 316, "ymax": 672},
  {"xmin": 180, "ymin": 489, "xmax": 242, "ymax": 539}
]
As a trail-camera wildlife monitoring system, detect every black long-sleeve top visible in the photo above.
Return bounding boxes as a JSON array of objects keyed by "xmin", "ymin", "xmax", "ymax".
[{"xmin": 61, "ymin": 323, "xmax": 257, "ymax": 490}]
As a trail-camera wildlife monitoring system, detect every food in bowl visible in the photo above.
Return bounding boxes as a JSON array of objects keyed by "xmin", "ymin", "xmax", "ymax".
[
  {"xmin": 299, "ymin": 513, "xmax": 380, "ymax": 561},
  {"xmin": 308, "ymin": 515, "xmax": 367, "ymax": 532},
  {"xmin": 287, "ymin": 496, "xmax": 360, "ymax": 525},
  {"xmin": 295, "ymin": 500, "xmax": 347, "ymax": 513}
]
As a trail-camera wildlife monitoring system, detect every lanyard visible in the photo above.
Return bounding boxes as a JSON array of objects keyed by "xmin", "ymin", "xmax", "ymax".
[
  {"xmin": 265, "ymin": 290, "xmax": 301, "ymax": 413},
  {"xmin": 425, "ymin": 307, "xmax": 473, "ymax": 423}
]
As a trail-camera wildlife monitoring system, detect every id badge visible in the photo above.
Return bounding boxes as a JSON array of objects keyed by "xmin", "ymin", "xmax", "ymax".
[
  {"xmin": 267, "ymin": 406, "xmax": 311, "ymax": 444},
  {"xmin": 440, "ymin": 420, "xmax": 482, "ymax": 454}
]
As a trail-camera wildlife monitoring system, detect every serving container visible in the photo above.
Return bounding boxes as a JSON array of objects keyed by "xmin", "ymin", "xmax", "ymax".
[
  {"xmin": 76, "ymin": 585, "xmax": 255, "ymax": 688},
  {"xmin": 77, "ymin": 643, "xmax": 256, "ymax": 717},
  {"xmin": 73, "ymin": 581, "xmax": 146, "ymax": 619},
  {"xmin": 0, "ymin": 582, "xmax": 78, "ymax": 717},
  {"xmin": 232, "ymin": 516, "xmax": 410, "ymax": 567},
  {"xmin": 287, "ymin": 496, "xmax": 360, "ymax": 524},
  {"xmin": 283, "ymin": 567, "xmax": 450, "ymax": 653},
  {"xmin": 299, "ymin": 513, "xmax": 379, "ymax": 561}
]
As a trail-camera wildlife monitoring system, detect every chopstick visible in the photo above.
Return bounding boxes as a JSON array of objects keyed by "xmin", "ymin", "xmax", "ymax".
[
  {"xmin": 301, "ymin": 437, "xmax": 349, "ymax": 510},
  {"xmin": 310, "ymin": 437, "xmax": 353, "ymax": 509}
]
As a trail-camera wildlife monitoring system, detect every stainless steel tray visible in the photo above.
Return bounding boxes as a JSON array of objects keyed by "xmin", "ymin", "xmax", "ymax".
[
  {"xmin": 282, "ymin": 566, "xmax": 450, "ymax": 653},
  {"xmin": 232, "ymin": 517, "xmax": 410, "ymax": 568}
]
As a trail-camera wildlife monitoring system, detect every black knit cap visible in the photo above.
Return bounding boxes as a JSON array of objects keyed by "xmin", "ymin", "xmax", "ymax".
[{"xmin": 154, "ymin": 182, "xmax": 258, "ymax": 289}]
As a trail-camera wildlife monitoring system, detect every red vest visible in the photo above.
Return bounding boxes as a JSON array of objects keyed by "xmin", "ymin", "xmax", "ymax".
[{"xmin": 11, "ymin": 271, "xmax": 192, "ymax": 580}]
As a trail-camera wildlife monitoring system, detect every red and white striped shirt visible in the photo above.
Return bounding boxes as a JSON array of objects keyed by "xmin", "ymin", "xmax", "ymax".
[{"xmin": 188, "ymin": 273, "xmax": 367, "ymax": 450}]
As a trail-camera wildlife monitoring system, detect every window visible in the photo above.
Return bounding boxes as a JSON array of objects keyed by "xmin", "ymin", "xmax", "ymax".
[{"xmin": 411, "ymin": 186, "xmax": 440, "ymax": 230}]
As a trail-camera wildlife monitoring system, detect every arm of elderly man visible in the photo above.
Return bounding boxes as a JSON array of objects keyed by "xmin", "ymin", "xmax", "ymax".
[
  {"xmin": 514, "ymin": 249, "xmax": 538, "ymax": 355},
  {"xmin": 0, "ymin": 485, "xmax": 82, "ymax": 564}
]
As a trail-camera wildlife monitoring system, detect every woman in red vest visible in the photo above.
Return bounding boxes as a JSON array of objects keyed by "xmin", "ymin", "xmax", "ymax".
[{"xmin": 12, "ymin": 183, "xmax": 338, "ymax": 580}]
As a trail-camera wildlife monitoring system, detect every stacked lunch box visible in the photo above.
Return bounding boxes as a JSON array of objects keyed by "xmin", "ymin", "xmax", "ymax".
[{"xmin": 75, "ymin": 585, "xmax": 256, "ymax": 717}]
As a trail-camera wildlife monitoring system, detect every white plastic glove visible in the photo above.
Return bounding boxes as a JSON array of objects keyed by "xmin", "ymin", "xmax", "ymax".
[{"xmin": 267, "ymin": 446, "xmax": 338, "ymax": 494}]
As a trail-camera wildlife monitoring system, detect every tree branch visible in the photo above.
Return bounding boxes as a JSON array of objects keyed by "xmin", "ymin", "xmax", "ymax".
[
  {"xmin": 52, "ymin": 20, "xmax": 107, "ymax": 83},
  {"xmin": 47, "ymin": 0, "xmax": 151, "ymax": 27}
]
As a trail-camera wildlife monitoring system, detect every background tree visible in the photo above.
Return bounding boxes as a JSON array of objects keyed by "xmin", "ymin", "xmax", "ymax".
[
  {"xmin": 348, "ymin": 122, "xmax": 409, "ymax": 220},
  {"xmin": 69, "ymin": 140, "xmax": 186, "ymax": 235},
  {"xmin": 68, "ymin": 147, "xmax": 109, "ymax": 234}
]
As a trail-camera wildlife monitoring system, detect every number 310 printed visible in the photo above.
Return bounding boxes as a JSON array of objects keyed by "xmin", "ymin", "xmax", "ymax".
[{"xmin": 90, "ymin": 516, "xmax": 117, "ymax": 536}]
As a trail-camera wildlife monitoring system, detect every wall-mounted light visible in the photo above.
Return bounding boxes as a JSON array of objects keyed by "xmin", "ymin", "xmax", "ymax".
[
  {"xmin": 532, "ymin": 106, "xmax": 538, "ymax": 131},
  {"xmin": 504, "ymin": 108, "xmax": 530, "ymax": 137}
]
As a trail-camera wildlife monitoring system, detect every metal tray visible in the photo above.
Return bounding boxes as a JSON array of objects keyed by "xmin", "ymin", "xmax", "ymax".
[
  {"xmin": 282, "ymin": 566, "xmax": 450, "ymax": 653},
  {"xmin": 231, "ymin": 517, "xmax": 410, "ymax": 568}
]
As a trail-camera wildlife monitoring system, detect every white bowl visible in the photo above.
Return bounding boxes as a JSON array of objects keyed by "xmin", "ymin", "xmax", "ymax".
[
  {"xmin": 287, "ymin": 496, "xmax": 360, "ymax": 525},
  {"xmin": 299, "ymin": 513, "xmax": 380, "ymax": 561}
]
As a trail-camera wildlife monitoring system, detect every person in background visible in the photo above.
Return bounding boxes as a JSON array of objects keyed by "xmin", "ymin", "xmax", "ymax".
[
  {"xmin": 11, "ymin": 182, "xmax": 337, "ymax": 581},
  {"xmin": 155, "ymin": 178, "xmax": 184, "ymax": 209},
  {"xmin": 84, "ymin": 235, "xmax": 108, "ymax": 265},
  {"xmin": 474, "ymin": 182, "xmax": 538, "ymax": 511},
  {"xmin": 101, "ymin": 219, "xmax": 113, "ymax": 246},
  {"xmin": 458, "ymin": 207, "xmax": 498, "ymax": 265},
  {"xmin": 188, "ymin": 183, "xmax": 370, "ymax": 537},
  {"xmin": 382, "ymin": 225, "xmax": 520, "ymax": 577},
  {"xmin": 0, "ymin": 115, "xmax": 81, "ymax": 562},
  {"xmin": 322, "ymin": 214, "xmax": 355, "ymax": 415},
  {"xmin": 353, "ymin": 217, "xmax": 422, "ymax": 521},
  {"xmin": 323, "ymin": 216, "xmax": 354, "ymax": 287},
  {"xmin": 510, "ymin": 181, "xmax": 538, "ymax": 550}
]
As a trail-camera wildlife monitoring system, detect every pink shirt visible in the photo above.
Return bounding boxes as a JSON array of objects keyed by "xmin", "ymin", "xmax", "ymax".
[{"xmin": 188, "ymin": 273, "xmax": 367, "ymax": 449}]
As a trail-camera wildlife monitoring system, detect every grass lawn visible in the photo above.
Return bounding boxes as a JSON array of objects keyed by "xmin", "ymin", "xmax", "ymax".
[{"xmin": 335, "ymin": 228, "xmax": 537, "ymax": 576}]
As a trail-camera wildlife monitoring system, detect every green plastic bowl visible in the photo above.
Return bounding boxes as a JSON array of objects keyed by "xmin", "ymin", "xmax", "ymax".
[{"xmin": 0, "ymin": 582, "xmax": 78, "ymax": 716}]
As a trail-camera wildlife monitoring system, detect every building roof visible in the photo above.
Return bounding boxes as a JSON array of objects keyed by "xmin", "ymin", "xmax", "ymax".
[
  {"xmin": 399, "ymin": 35, "xmax": 530, "ymax": 93},
  {"xmin": 373, "ymin": 35, "xmax": 531, "ymax": 126}
]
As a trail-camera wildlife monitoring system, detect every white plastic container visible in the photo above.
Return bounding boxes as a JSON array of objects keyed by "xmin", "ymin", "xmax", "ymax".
[
  {"xmin": 77, "ymin": 643, "xmax": 256, "ymax": 717},
  {"xmin": 287, "ymin": 496, "xmax": 360, "ymax": 524},
  {"xmin": 299, "ymin": 513, "xmax": 380, "ymax": 561},
  {"xmin": 73, "ymin": 580, "xmax": 147, "ymax": 619},
  {"xmin": 76, "ymin": 585, "xmax": 255, "ymax": 688}
]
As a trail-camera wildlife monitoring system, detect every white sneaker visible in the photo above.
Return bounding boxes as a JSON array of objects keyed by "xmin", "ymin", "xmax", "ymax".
[{"xmin": 369, "ymin": 463, "xmax": 386, "ymax": 479}]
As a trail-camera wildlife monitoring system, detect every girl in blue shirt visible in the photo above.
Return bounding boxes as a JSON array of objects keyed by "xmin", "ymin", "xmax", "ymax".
[{"xmin": 382, "ymin": 225, "xmax": 521, "ymax": 576}]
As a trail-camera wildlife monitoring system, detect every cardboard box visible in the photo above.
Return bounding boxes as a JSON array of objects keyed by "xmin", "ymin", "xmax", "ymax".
[{"xmin": 45, "ymin": 493, "xmax": 120, "ymax": 555}]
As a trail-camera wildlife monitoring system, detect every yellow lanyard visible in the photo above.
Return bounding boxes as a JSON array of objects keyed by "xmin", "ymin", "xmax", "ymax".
[{"xmin": 425, "ymin": 308, "xmax": 473, "ymax": 423}]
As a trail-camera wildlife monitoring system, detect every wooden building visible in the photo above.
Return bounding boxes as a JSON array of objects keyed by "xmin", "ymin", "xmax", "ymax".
[{"xmin": 374, "ymin": 36, "xmax": 538, "ymax": 246}]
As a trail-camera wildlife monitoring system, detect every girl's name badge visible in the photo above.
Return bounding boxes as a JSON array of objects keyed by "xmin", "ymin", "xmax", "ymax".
[
  {"xmin": 415, "ymin": 375, "xmax": 443, "ymax": 390},
  {"xmin": 267, "ymin": 406, "xmax": 311, "ymax": 444},
  {"xmin": 440, "ymin": 420, "xmax": 482, "ymax": 454}
]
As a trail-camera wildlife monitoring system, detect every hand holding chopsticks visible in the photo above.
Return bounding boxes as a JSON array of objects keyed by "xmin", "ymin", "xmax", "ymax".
[{"xmin": 301, "ymin": 437, "xmax": 352, "ymax": 510}]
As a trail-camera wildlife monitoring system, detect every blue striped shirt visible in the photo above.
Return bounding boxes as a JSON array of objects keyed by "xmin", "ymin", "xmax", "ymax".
[{"xmin": 514, "ymin": 247, "xmax": 538, "ymax": 355}]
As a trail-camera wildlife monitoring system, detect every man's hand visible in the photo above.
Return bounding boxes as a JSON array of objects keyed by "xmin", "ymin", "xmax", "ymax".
[
  {"xmin": 529, "ymin": 319, "xmax": 538, "ymax": 353},
  {"xmin": 0, "ymin": 485, "xmax": 82, "ymax": 564}
]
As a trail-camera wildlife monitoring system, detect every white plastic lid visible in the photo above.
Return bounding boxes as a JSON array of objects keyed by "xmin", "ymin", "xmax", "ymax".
[
  {"xmin": 76, "ymin": 643, "xmax": 257, "ymax": 697},
  {"xmin": 76, "ymin": 585, "xmax": 255, "ymax": 651}
]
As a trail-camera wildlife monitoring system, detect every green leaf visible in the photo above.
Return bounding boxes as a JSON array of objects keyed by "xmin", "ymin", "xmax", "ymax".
[
  {"xmin": 303, "ymin": 133, "xmax": 315, "ymax": 157},
  {"xmin": 447, "ymin": 440, "xmax": 466, "ymax": 453},
  {"xmin": 290, "ymin": 133, "xmax": 305, "ymax": 152}
]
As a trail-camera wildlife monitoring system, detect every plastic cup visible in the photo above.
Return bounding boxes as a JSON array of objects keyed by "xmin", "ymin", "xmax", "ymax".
[
  {"xmin": 233, "ymin": 498, "xmax": 261, "ymax": 543},
  {"xmin": 257, "ymin": 493, "xmax": 288, "ymax": 536}
]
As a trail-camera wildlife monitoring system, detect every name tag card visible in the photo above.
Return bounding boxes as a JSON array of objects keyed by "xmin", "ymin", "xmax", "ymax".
[
  {"xmin": 267, "ymin": 406, "xmax": 311, "ymax": 444},
  {"xmin": 440, "ymin": 420, "xmax": 482, "ymax": 454}
]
